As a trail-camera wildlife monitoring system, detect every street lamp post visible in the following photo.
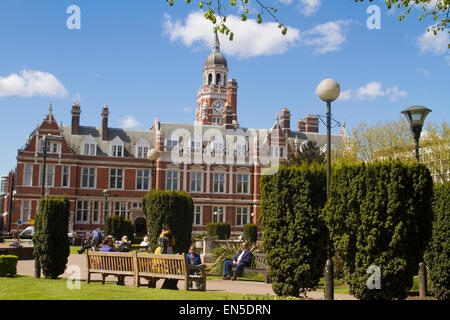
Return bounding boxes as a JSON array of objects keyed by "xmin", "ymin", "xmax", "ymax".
[
  {"xmin": 316, "ymin": 78, "xmax": 341, "ymax": 301},
  {"xmin": 103, "ymin": 189, "xmax": 111, "ymax": 220},
  {"xmin": 147, "ymin": 149, "xmax": 160, "ymax": 190},
  {"xmin": 401, "ymin": 105, "xmax": 432, "ymax": 299},
  {"xmin": 401, "ymin": 105, "xmax": 432, "ymax": 162}
]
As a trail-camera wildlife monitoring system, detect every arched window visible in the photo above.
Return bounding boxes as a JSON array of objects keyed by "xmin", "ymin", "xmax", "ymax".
[
  {"xmin": 216, "ymin": 73, "xmax": 221, "ymax": 85},
  {"xmin": 208, "ymin": 73, "xmax": 213, "ymax": 85}
]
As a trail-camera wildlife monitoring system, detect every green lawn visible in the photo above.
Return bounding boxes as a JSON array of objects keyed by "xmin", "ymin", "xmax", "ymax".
[{"xmin": 0, "ymin": 275, "xmax": 275, "ymax": 300}]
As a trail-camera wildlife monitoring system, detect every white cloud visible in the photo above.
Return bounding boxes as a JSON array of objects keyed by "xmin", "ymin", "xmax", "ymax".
[
  {"xmin": 162, "ymin": 11, "xmax": 300, "ymax": 58},
  {"xmin": 338, "ymin": 89, "xmax": 352, "ymax": 101},
  {"xmin": 416, "ymin": 67, "xmax": 432, "ymax": 77},
  {"xmin": 183, "ymin": 107, "xmax": 193, "ymax": 112},
  {"xmin": 0, "ymin": 70, "xmax": 68, "ymax": 98},
  {"xmin": 302, "ymin": 20, "xmax": 352, "ymax": 54},
  {"xmin": 386, "ymin": 86, "xmax": 408, "ymax": 101},
  {"xmin": 299, "ymin": 0, "xmax": 321, "ymax": 16},
  {"xmin": 417, "ymin": 27, "xmax": 449, "ymax": 55},
  {"xmin": 121, "ymin": 115, "xmax": 141, "ymax": 129},
  {"xmin": 355, "ymin": 81, "xmax": 407, "ymax": 101}
]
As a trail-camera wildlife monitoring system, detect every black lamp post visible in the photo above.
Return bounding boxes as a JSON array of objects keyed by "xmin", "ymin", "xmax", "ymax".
[
  {"xmin": 401, "ymin": 105, "xmax": 432, "ymax": 299},
  {"xmin": 316, "ymin": 78, "xmax": 341, "ymax": 301},
  {"xmin": 147, "ymin": 149, "xmax": 160, "ymax": 190},
  {"xmin": 401, "ymin": 105, "xmax": 432, "ymax": 162}
]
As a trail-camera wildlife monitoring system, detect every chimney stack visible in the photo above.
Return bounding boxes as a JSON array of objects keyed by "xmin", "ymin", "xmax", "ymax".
[
  {"xmin": 222, "ymin": 103, "xmax": 234, "ymax": 130},
  {"xmin": 101, "ymin": 105, "xmax": 109, "ymax": 141},
  {"xmin": 71, "ymin": 103, "xmax": 81, "ymax": 135},
  {"xmin": 280, "ymin": 108, "xmax": 291, "ymax": 137},
  {"xmin": 306, "ymin": 114, "xmax": 319, "ymax": 133},
  {"xmin": 297, "ymin": 118, "xmax": 306, "ymax": 132}
]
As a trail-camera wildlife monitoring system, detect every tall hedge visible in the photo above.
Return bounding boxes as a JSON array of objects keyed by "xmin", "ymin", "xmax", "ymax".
[
  {"xmin": 323, "ymin": 160, "xmax": 433, "ymax": 300},
  {"xmin": 260, "ymin": 164, "xmax": 328, "ymax": 297},
  {"xmin": 33, "ymin": 196, "xmax": 70, "ymax": 279},
  {"xmin": 206, "ymin": 222, "xmax": 231, "ymax": 240},
  {"xmin": 142, "ymin": 190, "xmax": 194, "ymax": 254},
  {"xmin": 425, "ymin": 182, "xmax": 450, "ymax": 300},
  {"xmin": 243, "ymin": 224, "xmax": 258, "ymax": 244},
  {"xmin": 104, "ymin": 216, "xmax": 134, "ymax": 242}
]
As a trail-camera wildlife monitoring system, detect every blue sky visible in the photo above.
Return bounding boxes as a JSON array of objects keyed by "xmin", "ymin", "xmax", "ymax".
[{"xmin": 0, "ymin": 0, "xmax": 448, "ymax": 176}]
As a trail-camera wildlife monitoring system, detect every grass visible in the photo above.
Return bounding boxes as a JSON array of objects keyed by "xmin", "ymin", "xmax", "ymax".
[{"xmin": 0, "ymin": 275, "xmax": 276, "ymax": 300}]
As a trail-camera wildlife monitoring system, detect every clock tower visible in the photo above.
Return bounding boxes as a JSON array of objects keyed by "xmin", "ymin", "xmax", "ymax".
[{"xmin": 196, "ymin": 32, "xmax": 238, "ymax": 127}]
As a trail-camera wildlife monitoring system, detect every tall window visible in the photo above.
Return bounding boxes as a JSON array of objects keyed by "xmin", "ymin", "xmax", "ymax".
[
  {"xmin": 113, "ymin": 201, "xmax": 127, "ymax": 218},
  {"xmin": 81, "ymin": 168, "xmax": 95, "ymax": 189},
  {"xmin": 110, "ymin": 169, "xmax": 123, "ymax": 189},
  {"xmin": 21, "ymin": 200, "xmax": 31, "ymax": 222},
  {"xmin": 166, "ymin": 170, "xmax": 179, "ymax": 190},
  {"xmin": 193, "ymin": 206, "xmax": 202, "ymax": 226},
  {"xmin": 136, "ymin": 170, "xmax": 150, "ymax": 190},
  {"xmin": 236, "ymin": 207, "xmax": 249, "ymax": 226},
  {"xmin": 190, "ymin": 172, "xmax": 202, "ymax": 193},
  {"xmin": 92, "ymin": 201, "xmax": 100, "ymax": 224},
  {"xmin": 212, "ymin": 206, "xmax": 225, "ymax": 223},
  {"xmin": 208, "ymin": 73, "xmax": 213, "ymax": 85},
  {"xmin": 62, "ymin": 166, "xmax": 70, "ymax": 187},
  {"xmin": 23, "ymin": 164, "xmax": 33, "ymax": 186},
  {"xmin": 216, "ymin": 73, "xmax": 221, "ymax": 85},
  {"xmin": 76, "ymin": 201, "xmax": 89, "ymax": 223},
  {"xmin": 39, "ymin": 164, "xmax": 54, "ymax": 187},
  {"xmin": 237, "ymin": 174, "xmax": 249, "ymax": 194},
  {"xmin": 213, "ymin": 173, "xmax": 225, "ymax": 193}
]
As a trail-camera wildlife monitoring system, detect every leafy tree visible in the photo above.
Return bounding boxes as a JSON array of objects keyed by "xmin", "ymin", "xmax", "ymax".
[
  {"xmin": 356, "ymin": 0, "xmax": 449, "ymax": 47},
  {"xmin": 284, "ymin": 140, "xmax": 325, "ymax": 165},
  {"xmin": 164, "ymin": 0, "xmax": 288, "ymax": 40},
  {"xmin": 33, "ymin": 196, "xmax": 70, "ymax": 279},
  {"xmin": 350, "ymin": 119, "xmax": 449, "ymax": 182}
]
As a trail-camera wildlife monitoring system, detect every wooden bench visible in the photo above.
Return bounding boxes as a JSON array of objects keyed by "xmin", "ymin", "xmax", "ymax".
[
  {"xmin": 86, "ymin": 251, "xmax": 137, "ymax": 286},
  {"xmin": 86, "ymin": 250, "xmax": 206, "ymax": 291},
  {"xmin": 231, "ymin": 253, "xmax": 270, "ymax": 283},
  {"xmin": 135, "ymin": 253, "xmax": 206, "ymax": 291}
]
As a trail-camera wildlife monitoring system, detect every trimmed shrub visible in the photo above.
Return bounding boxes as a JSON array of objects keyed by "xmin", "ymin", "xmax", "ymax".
[
  {"xmin": 33, "ymin": 196, "xmax": 70, "ymax": 279},
  {"xmin": 142, "ymin": 190, "xmax": 194, "ymax": 254},
  {"xmin": 243, "ymin": 224, "xmax": 258, "ymax": 244},
  {"xmin": 260, "ymin": 163, "xmax": 328, "ymax": 297},
  {"xmin": 0, "ymin": 255, "xmax": 18, "ymax": 277},
  {"xmin": 425, "ymin": 182, "xmax": 450, "ymax": 300},
  {"xmin": 324, "ymin": 160, "xmax": 434, "ymax": 300},
  {"xmin": 104, "ymin": 216, "xmax": 134, "ymax": 242},
  {"xmin": 206, "ymin": 223, "xmax": 231, "ymax": 240}
]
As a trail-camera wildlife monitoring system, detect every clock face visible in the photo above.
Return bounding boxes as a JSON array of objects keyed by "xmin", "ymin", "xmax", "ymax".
[{"xmin": 212, "ymin": 100, "xmax": 225, "ymax": 114}]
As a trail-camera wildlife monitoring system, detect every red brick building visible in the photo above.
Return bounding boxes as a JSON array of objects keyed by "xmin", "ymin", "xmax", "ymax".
[{"xmin": 3, "ymin": 34, "xmax": 345, "ymax": 237}]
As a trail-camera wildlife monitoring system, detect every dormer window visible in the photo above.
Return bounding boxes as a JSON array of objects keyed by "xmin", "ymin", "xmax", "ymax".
[
  {"xmin": 110, "ymin": 136, "xmax": 124, "ymax": 157},
  {"xmin": 136, "ymin": 139, "xmax": 150, "ymax": 159},
  {"xmin": 82, "ymin": 135, "xmax": 97, "ymax": 156}
]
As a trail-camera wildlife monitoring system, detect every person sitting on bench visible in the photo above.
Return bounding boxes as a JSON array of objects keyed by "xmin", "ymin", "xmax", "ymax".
[{"xmin": 223, "ymin": 242, "xmax": 253, "ymax": 281}]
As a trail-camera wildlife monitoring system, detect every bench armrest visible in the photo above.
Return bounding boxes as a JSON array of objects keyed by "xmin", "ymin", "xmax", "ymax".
[{"xmin": 187, "ymin": 263, "xmax": 206, "ymax": 270}]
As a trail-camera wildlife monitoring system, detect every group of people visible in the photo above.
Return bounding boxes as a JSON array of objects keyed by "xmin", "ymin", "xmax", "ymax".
[{"xmin": 76, "ymin": 225, "xmax": 254, "ymax": 287}]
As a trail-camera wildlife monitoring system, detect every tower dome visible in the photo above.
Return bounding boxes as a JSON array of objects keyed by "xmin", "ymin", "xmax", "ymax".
[{"xmin": 204, "ymin": 32, "xmax": 228, "ymax": 67}]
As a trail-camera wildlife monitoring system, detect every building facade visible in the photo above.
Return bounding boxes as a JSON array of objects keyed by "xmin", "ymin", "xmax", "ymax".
[{"xmin": 4, "ymin": 34, "xmax": 345, "ymax": 237}]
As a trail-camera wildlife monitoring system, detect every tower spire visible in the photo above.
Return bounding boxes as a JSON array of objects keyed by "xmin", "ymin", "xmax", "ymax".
[{"xmin": 212, "ymin": 31, "xmax": 220, "ymax": 53}]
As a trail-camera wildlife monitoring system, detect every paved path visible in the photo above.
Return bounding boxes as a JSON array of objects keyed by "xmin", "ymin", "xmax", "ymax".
[{"xmin": 16, "ymin": 254, "xmax": 356, "ymax": 300}]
